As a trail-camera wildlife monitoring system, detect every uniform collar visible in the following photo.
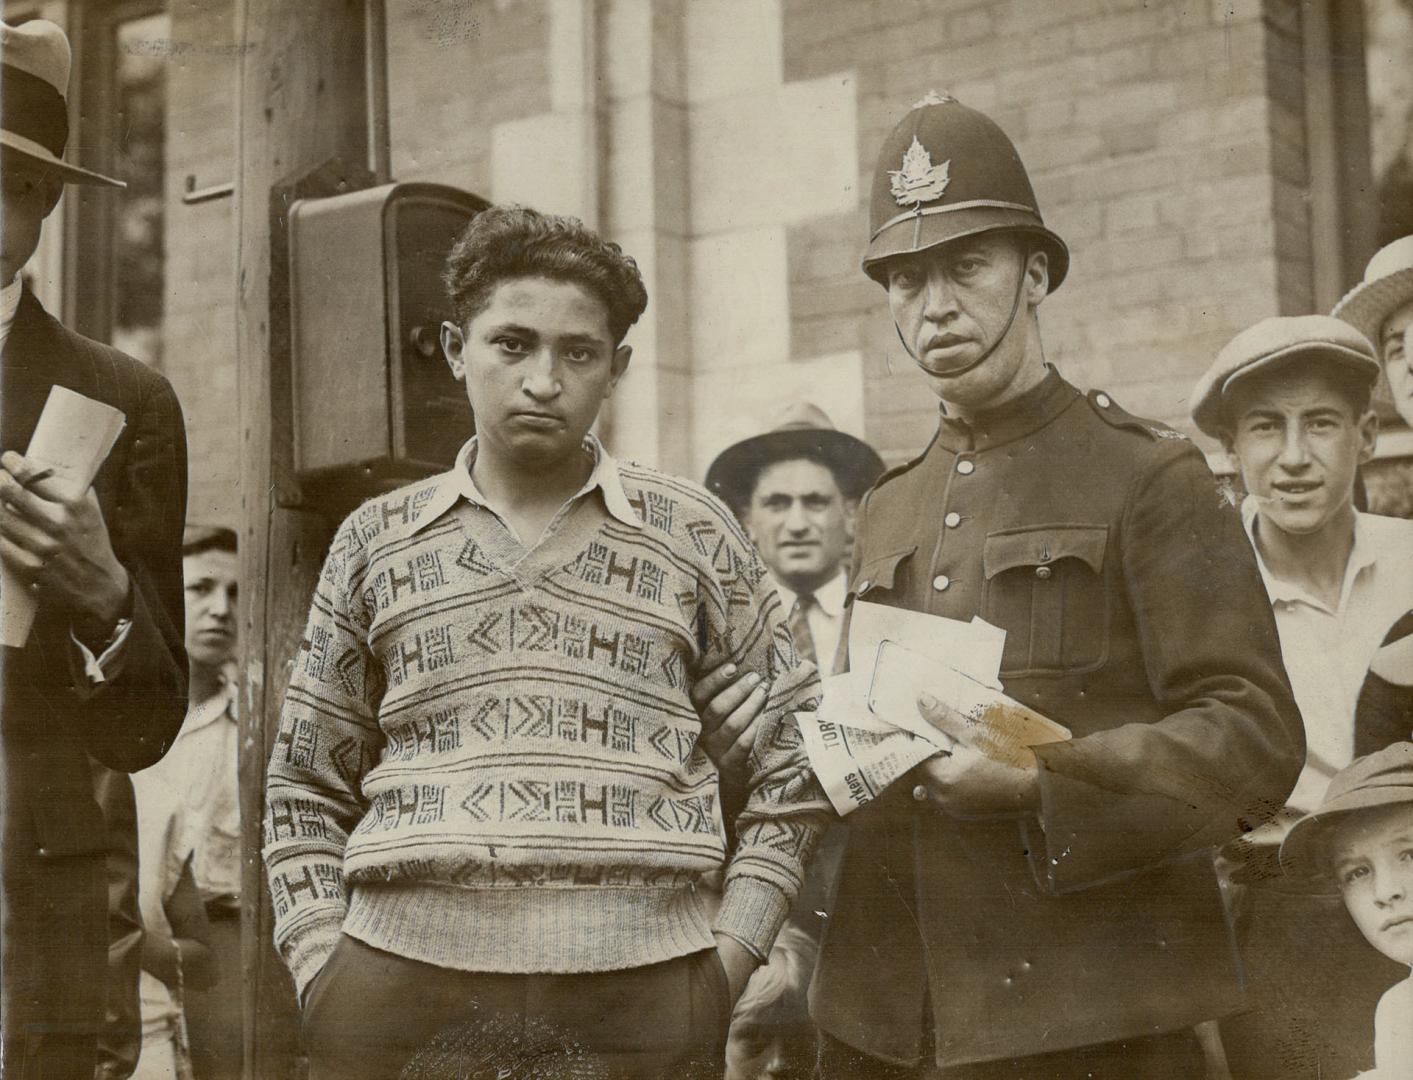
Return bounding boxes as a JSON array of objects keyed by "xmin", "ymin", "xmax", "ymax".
[
  {"xmin": 932, "ymin": 366, "xmax": 1077, "ymax": 453},
  {"xmin": 1, "ymin": 274, "xmax": 21, "ymax": 327},
  {"xmin": 775, "ymin": 569, "xmax": 848, "ymax": 616},
  {"xmin": 1241, "ymin": 496, "xmax": 1378, "ymax": 615},
  {"xmin": 409, "ymin": 433, "xmax": 644, "ymax": 537}
]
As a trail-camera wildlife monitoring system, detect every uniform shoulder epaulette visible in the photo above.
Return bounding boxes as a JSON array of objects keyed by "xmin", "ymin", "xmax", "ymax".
[
  {"xmin": 868, "ymin": 430, "xmax": 939, "ymax": 494},
  {"xmin": 1085, "ymin": 388, "xmax": 1189, "ymax": 442}
]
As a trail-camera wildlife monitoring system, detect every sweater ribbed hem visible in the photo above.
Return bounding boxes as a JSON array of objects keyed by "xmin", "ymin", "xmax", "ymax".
[{"xmin": 342, "ymin": 883, "xmax": 717, "ymax": 974}]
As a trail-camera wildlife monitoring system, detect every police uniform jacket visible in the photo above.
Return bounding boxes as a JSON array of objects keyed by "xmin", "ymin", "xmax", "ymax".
[
  {"xmin": 1, "ymin": 287, "xmax": 188, "ymax": 1071},
  {"xmin": 809, "ymin": 369, "xmax": 1303, "ymax": 1068}
]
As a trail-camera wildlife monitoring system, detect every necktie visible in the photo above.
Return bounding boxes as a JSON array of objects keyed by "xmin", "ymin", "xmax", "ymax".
[{"xmin": 788, "ymin": 593, "xmax": 818, "ymax": 668}]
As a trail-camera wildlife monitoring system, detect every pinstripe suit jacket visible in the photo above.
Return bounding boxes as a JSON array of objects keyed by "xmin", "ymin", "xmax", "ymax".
[{"xmin": 1, "ymin": 286, "xmax": 189, "ymax": 1065}]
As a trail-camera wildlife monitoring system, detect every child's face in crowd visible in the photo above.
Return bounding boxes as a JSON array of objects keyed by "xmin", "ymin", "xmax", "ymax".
[
  {"xmin": 724, "ymin": 1017, "xmax": 816, "ymax": 1080},
  {"xmin": 184, "ymin": 548, "xmax": 238, "ymax": 672},
  {"xmin": 1331, "ymin": 803, "xmax": 1413, "ymax": 967},
  {"xmin": 441, "ymin": 276, "xmax": 629, "ymax": 473}
]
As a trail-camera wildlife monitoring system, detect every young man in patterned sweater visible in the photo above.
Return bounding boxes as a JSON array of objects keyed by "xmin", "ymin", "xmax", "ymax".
[{"xmin": 264, "ymin": 205, "xmax": 831, "ymax": 1079}]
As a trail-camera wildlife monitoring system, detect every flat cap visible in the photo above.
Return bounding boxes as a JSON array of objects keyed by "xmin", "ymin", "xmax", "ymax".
[
  {"xmin": 1189, "ymin": 315, "xmax": 1380, "ymax": 438},
  {"xmin": 1280, "ymin": 742, "xmax": 1413, "ymax": 888},
  {"xmin": 1332, "ymin": 234, "xmax": 1413, "ymax": 346}
]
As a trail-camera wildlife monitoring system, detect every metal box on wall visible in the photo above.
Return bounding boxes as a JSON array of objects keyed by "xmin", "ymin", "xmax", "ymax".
[{"xmin": 288, "ymin": 182, "xmax": 488, "ymax": 478}]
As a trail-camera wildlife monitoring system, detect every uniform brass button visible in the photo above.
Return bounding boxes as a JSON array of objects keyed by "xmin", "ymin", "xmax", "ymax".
[
  {"xmin": 956, "ymin": 460, "xmax": 975, "ymax": 475},
  {"xmin": 944, "ymin": 512, "xmax": 961, "ymax": 528},
  {"xmin": 1095, "ymin": 393, "xmax": 1111, "ymax": 408},
  {"xmin": 912, "ymin": 784, "xmax": 929, "ymax": 802},
  {"xmin": 932, "ymin": 575, "xmax": 951, "ymax": 591},
  {"xmin": 1036, "ymin": 566, "xmax": 1052, "ymax": 580}
]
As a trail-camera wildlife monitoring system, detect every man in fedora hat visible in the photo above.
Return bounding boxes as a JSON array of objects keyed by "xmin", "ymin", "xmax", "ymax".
[
  {"xmin": 809, "ymin": 92, "xmax": 1304, "ymax": 1078},
  {"xmin": 1334, "ymin": 235, "xmax": 1413, "ymax": 430},
  {"xmin": 1, "ymin": 18, "xmax": 189, "ymax": 1078},
  {"xmin": 1189, "ymin": 315, "xmax": 1413, "ymax": 1078},
  {"xmin": 706, "ymin": 403, "xmax": 884, "ymax": 677}
]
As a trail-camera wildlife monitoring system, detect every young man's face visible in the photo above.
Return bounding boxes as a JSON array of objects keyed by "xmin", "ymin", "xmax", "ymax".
[
  {"xmin": 184, "ymin": 548, "xmax": 238, "ymax": 672},
  {"xmin": 724, "ymin": 1017, "xmax": 816, "ymax": 1080},
  {"xmin": 440, "ymin": 276, "xmax": 630, "ymax": 472},
  {"xmin": 883, "ymin": 232, "xmax": 1047, "ymax": 412},
  {"xmin": 1225, "ymin": 365, "xmax": 1376, "ymax": 538},
  {"xmin": 1330, "ymin": 803, "xmax": 1413, "ymax": 967},
  {"xmin": 742, "ymin": 458, "xmax": 855, "ymax": 595},
  {"xmin": 1382, "ymin": 300, "xmax": 1413, "ymax": 428},
  {"xmin": 1, "ymin": 156, "xmax": 62, "ymax": 282}
]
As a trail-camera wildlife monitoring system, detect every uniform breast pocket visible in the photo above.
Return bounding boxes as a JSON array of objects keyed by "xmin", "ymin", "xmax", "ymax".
[{"xmin": 981, "ymin": 524, "xmax": 1110, "ymax": 677}]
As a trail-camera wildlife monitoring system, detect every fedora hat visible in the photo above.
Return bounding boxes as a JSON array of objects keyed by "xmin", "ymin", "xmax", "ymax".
[
  {"xmin": 705, "ymin": 403, "xmax": 886, "ymax": 514},
  {"xmin": 1333, "ymin": 235, "xmax": 1413, "ymax": 348},
  {"xmin": 1, "ymin": 19, "xmax": 124, "ymax": 187}
]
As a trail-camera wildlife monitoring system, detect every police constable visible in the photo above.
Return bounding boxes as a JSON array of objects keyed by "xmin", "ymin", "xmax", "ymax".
[{"xmin": 808, "ymin": 93, "xmax": 1306, "ymax": 1078}]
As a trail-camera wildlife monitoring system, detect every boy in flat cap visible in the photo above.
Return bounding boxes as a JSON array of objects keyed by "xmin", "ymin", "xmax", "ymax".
[
  {"xmin": 1334, "ymin": 235, "xmax": 1413, "ymax": 429},
  {"xmin": 809, "ymin": 93, "xmax": 1304, "ymax": 1079},
  {"xmin": 1190, "ymin": 315, "xmax": 1413, "ymax": 1078},
  {"xmin": 2, "ymin": 19, "xmax": 189, "ymax": 1079},
  {"xmin": 1280, "ymin": 742, "xmax": 1413, "ymax": 1078}
]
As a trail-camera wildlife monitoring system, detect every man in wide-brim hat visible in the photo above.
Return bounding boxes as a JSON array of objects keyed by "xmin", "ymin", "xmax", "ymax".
[
  {"xmin": 2, "ymin": 18, "xmax": 189, "ymax": 1080},
  {"xmin": 1333, "ymin": 235, "xmax": 1413, "ymax": 429},
  {"xmin": 808, "ymin": 91, "xmax": 1303, "ymax": 1079},
  {"xmin": 706, "ymin": 403, "xmax": 883, "ymax": 675}
]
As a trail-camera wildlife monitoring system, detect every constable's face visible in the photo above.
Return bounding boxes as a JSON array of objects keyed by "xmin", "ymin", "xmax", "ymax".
[
  {"xmin": 743, "ymin": 459, "xmax": 855, "ymax": 595},
  {"xmin": 184, "ymin": 549, "xmax": 238, "ymax": 672},
  {"xmin": 1330, "ymin": 804, "xmax": 1413, "ymax": 967},
  {"xmin": 884, "ymin": 233, "xmax": 1048, "ymax": 412},
  {"xmin": 1382, "ymin": 301, "xmax": 1413, "ymax": 426},
  {"xmin": 0, "ymin": 156, "xmax": 62, "ymax": 281},
  {"xmin": 441, "ymin": 277, "xmax": 630, "ymax": 471},
  {"xmin": 1225, "ymin": 366, "xmax": 1376, "ymax": 538}
]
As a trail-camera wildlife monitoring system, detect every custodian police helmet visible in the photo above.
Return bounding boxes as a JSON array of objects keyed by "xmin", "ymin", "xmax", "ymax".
[{"xmin": 863, "ymin": 92, "xmax": 1069, "ymax": 292}]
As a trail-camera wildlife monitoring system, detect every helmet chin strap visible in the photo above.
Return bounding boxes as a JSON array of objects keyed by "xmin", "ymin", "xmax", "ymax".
[{"xmin": 895, "ymin": 249, "xmax": 1030, "ymax": 379}]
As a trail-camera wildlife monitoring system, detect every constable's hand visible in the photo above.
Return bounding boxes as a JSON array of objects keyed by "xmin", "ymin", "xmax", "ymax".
[
  {"xmin": 911, "ymin": 693, "xmax": 1041, "ymax": 816},
  {"xmin": 712, "ymin": 931, "xmax": 759, "ymax": 1006},
  {"xmin": 0, "ymin": 451, "xmax": 130, "ymax": 642},
  {"xmin": 691, "ymin": 661, "xmax": 770, "ymax": 782}
]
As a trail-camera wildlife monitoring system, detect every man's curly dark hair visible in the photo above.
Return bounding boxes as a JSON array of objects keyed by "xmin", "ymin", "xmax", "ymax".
[{"xmin": 442, "ymin": 205, "xmax": 649, "ymax": 346}]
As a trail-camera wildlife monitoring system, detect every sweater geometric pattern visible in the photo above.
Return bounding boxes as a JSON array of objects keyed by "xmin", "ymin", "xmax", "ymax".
[{"xmin": 264, "ymin": 453, "xmax": 831, "ymax": 998}]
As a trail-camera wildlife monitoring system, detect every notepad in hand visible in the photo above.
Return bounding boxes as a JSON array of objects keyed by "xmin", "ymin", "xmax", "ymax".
[{"xmin": 867, "ymin": 640, "xmax": 1071, "ymax": 769}]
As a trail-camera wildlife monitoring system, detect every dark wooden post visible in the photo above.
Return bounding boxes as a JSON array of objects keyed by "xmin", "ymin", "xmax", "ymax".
[{"xmin": 233, "ymin": 3, "xmax": 372, "ymax": 1076}]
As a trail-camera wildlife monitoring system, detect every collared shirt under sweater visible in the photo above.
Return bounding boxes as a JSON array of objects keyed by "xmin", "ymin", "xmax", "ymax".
[{"xmin": 264, "ymin": 436, "xmax": 831, "ymax": 998}]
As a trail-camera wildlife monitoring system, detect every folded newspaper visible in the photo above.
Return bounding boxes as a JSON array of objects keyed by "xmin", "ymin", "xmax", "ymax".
[
  {"xmin": 0, "ymin": 386, "xmax": 126, "ymax": 648},
  {"xmin": 797, "ymin": 601, "xmax": 1071, "ymax": 815}
]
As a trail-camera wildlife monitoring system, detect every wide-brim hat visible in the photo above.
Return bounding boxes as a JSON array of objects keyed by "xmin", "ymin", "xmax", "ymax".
[
  {"xmin": 1189, "ymin": 315, "xmax": 1380, "ymax": 438},
  {"xmin": 1280, "ymin": 742, "xmax": 1413, "ymax": 890},
  {"xmin": 1332, "ymin": 235, "xmax": 1413, "ymax": 346},
  {"xmin": 862, "ymin": 91, "xmax": 1068, "ymax": 292},
  {"xmin": 705, "ymin": 403, "xmax": 885, "ymax": 513},
  {"xmin": 1, "ymin": 19, "xmax": 124, "ymax": 187}
]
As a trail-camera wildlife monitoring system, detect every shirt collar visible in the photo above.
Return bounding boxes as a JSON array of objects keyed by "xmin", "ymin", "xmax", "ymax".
[
  {"xmin": 932, "ymin": 367, "xmax": 1078, "ymax": 453},
  {"xmin": 182, "ymin": 682, "xmax": 237, "ymax": 735},
  {"xmin": 1241, "ymin": 496, "xmax": 1378, "ymax": 613},
  {"xmin": 1, "ymin": 274, "xmax": 22, "ymax": 334},
  {"xmin": 775, "ymin": 570, "xmax": 848, "ymax": 616},
  {"xmin": 409, "ymin": 433, "xmax": 644, "ymax": 536}
]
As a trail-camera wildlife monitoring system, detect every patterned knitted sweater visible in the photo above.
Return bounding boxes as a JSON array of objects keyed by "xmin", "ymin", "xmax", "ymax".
[{"xmin": 263, "ymin": 443, "xmax": 831, "ymax": 998}]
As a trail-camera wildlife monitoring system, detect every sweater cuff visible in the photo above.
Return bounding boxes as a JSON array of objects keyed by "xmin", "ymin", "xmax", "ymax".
[
  {"xmin": 712, "ymin": 875, "xmax": 790, "ymax": 960},
  {"xmin": 282, "ymin": 912, "xmax": 345, "ymax": 1004}
]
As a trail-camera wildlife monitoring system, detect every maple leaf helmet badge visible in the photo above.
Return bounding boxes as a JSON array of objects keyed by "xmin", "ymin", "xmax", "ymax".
[{"xmin": 889, "ymin": 135, "xmax": 951, "ymax": 207}]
